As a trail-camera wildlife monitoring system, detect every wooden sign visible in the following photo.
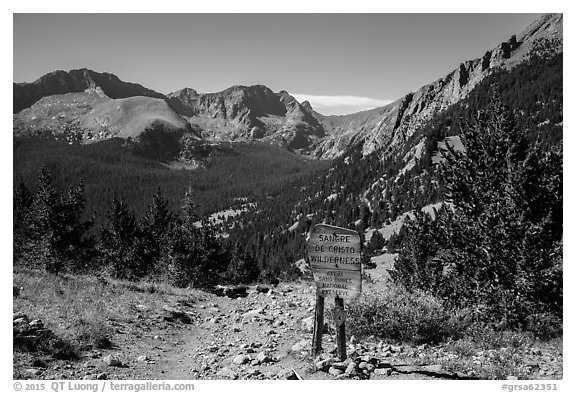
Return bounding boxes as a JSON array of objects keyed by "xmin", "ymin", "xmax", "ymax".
[
  {"xmin": 307, "ymin": 223, "xmax": 362, "ymax": 360},
  {"xmin": 307, "ymin": 224, "xmax": 362, "ymax": 299}
]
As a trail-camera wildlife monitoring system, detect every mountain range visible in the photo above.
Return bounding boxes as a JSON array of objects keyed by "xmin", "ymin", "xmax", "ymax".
[{"xmin": 13, "ymin": 13, "xmax": 562, "ymax": 162}]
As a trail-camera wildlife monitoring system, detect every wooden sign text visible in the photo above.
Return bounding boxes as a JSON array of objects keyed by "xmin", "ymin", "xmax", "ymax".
[{"xmin": 307, "ymin": 224, "xmax": 362, "ymax": 299}]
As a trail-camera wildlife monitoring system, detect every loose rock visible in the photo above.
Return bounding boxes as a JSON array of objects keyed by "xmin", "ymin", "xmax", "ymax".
[
  {"xmin": 163, "ymin": 306, "xmax": 192, "ymax": 324},
  {"xmin": 276, "ymin": 369, "xmax": 298, "ymax": 380},
  {"xmin": 232, "ymin": 355, "xmax": 250, "ymax": 365},
  {"xmin": 103, "ymin": 355, "xmax": 122, "ymax": 367},
  {"xmin": 328, "ymin": 366, "xmax": 344, "ymax": 376},
  {"xmin": 374, "ymin": 368, "xmax": 392, "ymax": 377},
  {"xmin": 256, "ymin": 352, "xmax": 271, "ymax": 363},
  {"xmin": 216, "ymin": 367, "xmax": 238, "ymax": 379}
]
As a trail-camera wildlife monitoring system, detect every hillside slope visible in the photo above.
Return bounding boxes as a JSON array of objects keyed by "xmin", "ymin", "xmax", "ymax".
[
  {"xmin": 82, "ymin": 96, "xmax": 191, "ymax": 139},
  {"xmin": 14, "ymin": 88, "xmax": 193, "ymax": 142}
]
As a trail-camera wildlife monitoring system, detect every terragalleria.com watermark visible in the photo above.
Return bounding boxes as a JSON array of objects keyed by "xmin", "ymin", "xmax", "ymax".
[{"xmin": 13, "ymin": 381, "xmax": 195, "ymax": 392}]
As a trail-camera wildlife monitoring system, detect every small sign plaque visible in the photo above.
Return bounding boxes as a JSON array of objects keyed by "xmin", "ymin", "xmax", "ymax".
[{"xmin": 307, "ymin": 224, "xmax": 362, "ymax": 299}]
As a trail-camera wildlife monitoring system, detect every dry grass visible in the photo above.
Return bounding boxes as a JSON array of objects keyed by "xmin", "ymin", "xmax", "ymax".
[{"xmin": 13, "ymin": 267, "xmax": 202, "ymax": 353}]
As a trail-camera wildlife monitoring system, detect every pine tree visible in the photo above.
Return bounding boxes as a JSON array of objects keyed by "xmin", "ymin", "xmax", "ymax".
[
  {"xmin": 164, "ymin": 190, "xmax": 229, "ymax": 288},
  {"xmin": 25, "ymin": 167, "xmax": 93, "ymax": 273},
  {"xmin": 53, "ymin": 180, "xmax": 95, "ymax": 270},
  {"xmin": 14, "ymin": 178, "xmax": 34, "ymax": 260},
  {"xmin": 391, "ymin": 96, "xmax": 562, "ymax": 330},
  {"xmin": 225, "ymin": 243, "xmax": 260, "ymax": 284},
  {"xmin": 140, "ymin": 188, "xmax": 173, "ymax": 277},
  {"xmin": 99, "ymin": 195, "xmax": 141, "ymax": 279},
  {"xmin": 367, "ymin": 230, "xmax": 386, "ymax": 255}
]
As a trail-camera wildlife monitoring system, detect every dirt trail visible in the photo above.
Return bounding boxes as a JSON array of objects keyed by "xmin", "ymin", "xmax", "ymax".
[
  {"xmin": 97, "ymin": 282, "xmax": 438, "ymax": 380},
  {"xmin": 14, "ymin": 256, "xmax": 562, "ymax": 380}
]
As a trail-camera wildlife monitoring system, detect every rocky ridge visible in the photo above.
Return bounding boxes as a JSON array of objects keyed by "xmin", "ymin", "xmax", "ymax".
[{"xmin": 310, "ymin": 13, "xmax": 563, "ymax": 159}]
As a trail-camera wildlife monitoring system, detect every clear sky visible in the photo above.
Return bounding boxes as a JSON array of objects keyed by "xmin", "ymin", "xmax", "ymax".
[{"xmin": 13, "ymin": 13, "xmax": 542, "ymax": 115}]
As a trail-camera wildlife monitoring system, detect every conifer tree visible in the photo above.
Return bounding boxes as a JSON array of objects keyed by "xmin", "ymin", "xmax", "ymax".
[
  {"xmin": 99, "ymin": 195, "xmax": 140, "ymax": 279},
  {"xmin": 14, "ymin": 178, "xmax": 34, "ymax": 259},
  {"xmin": 140, "ymin": 188, "xmax": 173, "ymax": 277},
  {"xmin": 25, "ymin": 167, "xmax": 93, "ymax": 273},
  {"xmin": 164, "ymin": 189, "xmax": 228, "ymax": 288},
  {"xmin": 391, "ymin": 96, "xmax": 562, "ymax": 329}
]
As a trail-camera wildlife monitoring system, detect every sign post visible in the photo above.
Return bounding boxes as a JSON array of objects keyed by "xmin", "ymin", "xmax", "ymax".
[
  {"xmin": 334, "ymin": 296, "xmax": 346, "ymax": 361},
  {"xmin": 307, "ymin": 224, "xmax": 362, "ymax": 360},
  {"xmin": 311, "ymin": 290, "xmax": 324, "ymax": 357}
]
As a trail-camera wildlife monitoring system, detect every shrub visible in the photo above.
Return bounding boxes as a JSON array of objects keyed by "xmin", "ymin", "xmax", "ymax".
[{"xmin": 347, "ymin": 284, "xmax": 468, "ymax": 344}]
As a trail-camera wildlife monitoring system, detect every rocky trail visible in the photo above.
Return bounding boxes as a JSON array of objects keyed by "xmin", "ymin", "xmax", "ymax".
[
  {"xmin": 13, "ymin": 274, "xmax": 563, "ymax": 381},
  {"xmin": 13, "ymin": 259, "xmax": 562, "ymax": 381},
  {"xmin": 13, "ymin": 282, "xmax": 447, "ymax": 380}
]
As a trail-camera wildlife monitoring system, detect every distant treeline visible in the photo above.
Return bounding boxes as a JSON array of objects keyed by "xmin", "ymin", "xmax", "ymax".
[
  {"xmin": 13, "ymin": 138, "xmax": 330, "ymax": 226},
  {"xmin": 13, "ymin": 169, "xmax": 273, "ymax": 287}
]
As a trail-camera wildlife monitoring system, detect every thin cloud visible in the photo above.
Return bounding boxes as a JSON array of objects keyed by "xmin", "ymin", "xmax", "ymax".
[{"xmin": 293, "ymin": 94, "xmax": 393, "ymax": 115}]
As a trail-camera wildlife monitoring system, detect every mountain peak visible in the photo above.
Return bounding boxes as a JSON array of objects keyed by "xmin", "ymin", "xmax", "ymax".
[
  {"xmin": 300, "ymin": 100, "xmax": 314, "ymax": 112},
  {"xmin": 168, "ymin": 87, "xmax": 198, "ymax": 98},
  {"xmin": 220, "ymin": 84, "xmax": 275, "ymax": 96},
  {"xmin": 14, "ymin": 69, "xmax": 165, "ymax": 113}
]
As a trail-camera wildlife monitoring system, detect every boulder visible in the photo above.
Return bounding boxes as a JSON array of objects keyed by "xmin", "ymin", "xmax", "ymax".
[
  {"xmin": 256, "ymin": 352, "xmax": 271, "ymax": 363},
  {"xmin": 163, "ymin": 306, "xmax": 192, "ymax": 324},
  {"xmin": 374, "ymin": 368, "xmax": 392, "ymax": 377},
  {"xmin": 216, "ymin": 367, "xmax": 238, "ymax": 379},
  {"xmin": 232, "ymin": 354, "xmax": 250, "ymax": 365},
  {"xmin": 291, "ymin": 339, "xmax": 310, "ymax": 353},
  {"xmin": 137, "ymin": 355, "xmax": 154, "ymax": 363},
  {"xmin": 213, "ymin": 285, "xmax": 248, "ymax": 298},
  {"xmin": 331, "ymin": 359, "xmax": 351, "ymax": 370},
  {"xmin": 13, "ymin": 312, "xmax": 29, "ymax": 322},
  {"xmin": 358, "ymin": 361, "xmax": 369, "ymax": 370},
  {"xmin": 276, "ymin": 369, "xmax": 298, "ymax": 380},
  {"xmin": 301, "ymin": 316, "xmax": 314, "ymax": 332},
  {"xmin": 255, "ymin": 284, "xmax": 271, "ymax": 293},
  {"xmin": 31, "ymin": 358, "xmax": 48, "ymax": 368},
  {"xmin": 29, "ymin": 320, "xmax": 44, "ymax": 329},
  {"xmin": 102, "ymin": 355, "xmax": 122, "ymax": 367},
  {"xmin": 328, "ymin": 366, "xmax": 344, "ymax": 376},
  {"xmin": 345, "ymin": 361, "xmax": 358, "ymax": 376},
  {"xmin": 25, "ymin": 368, "xmax": 42, "ymax": 376},
  {"xmin": 315, "ymin": 357, "xmax": 335, "ymax": 372}
]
